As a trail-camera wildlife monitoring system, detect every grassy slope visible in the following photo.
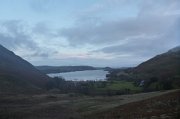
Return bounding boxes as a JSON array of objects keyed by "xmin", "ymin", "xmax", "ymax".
[
  {"xmin": 134, "ymin": 51, "xmax": 180, "ymax": 79},
  {"xmin": 0, "ymin": 76, "xmax": 43, "ymax": 94},
  {"xmin": 0, "ymin": 89, "xmax": 179, "ymax": 119},
  {"xmin": 0, "ymin": 45, "xmax": 50, "ymax": 91},
  {"xmin": 88, "ymin": 90, "xmax": 180, "ymax": 119},
  {"xmin": 94, "ymin": 81, "xmax": 142, "ymax": 94},
  {"xmin": 106, "ymin": 81, "xmax": 141, "ymax": 91}
]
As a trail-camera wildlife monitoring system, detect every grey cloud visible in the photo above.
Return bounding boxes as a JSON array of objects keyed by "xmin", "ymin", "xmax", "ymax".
[
  {"xmin": 29, "ymin": 0, "xmax": 58, "ymax": 13},
  {"xmin": 0, "ymin": 20, "xmax": 37, "ymax": 50},
  {"xmin": 94, "ymin": 35, "xmax": 173, "ymax": 58},
  {"xmin": 60, "ymin": 0, "xmax": 180, "ymax": 60},
  {"xmin": 28, "ymin": 52, "xmax": 49, "ymax": 58},
  {"xmin": 0, "ymin": 20, "xmax": 50, "ymax": 58},
  {"xmin": 61, "ymin": 15, "xmax": 177, "ymax": 46},
  {"xmin": 32, "ymin": 22, "xmax": 50, "ymax": 35},
  {"xmin": 138, "ymin": 0, "xmax": 180, "ymax": 17},
  {"xmin": 94, "ymin": 17, "xmax": 180, "ymax": 58},
  {"xmin": 60, "ymin": 1, "xmax": 179, "ymax": 45},
  {"xmin": 32, "ymin": 22, "xmax": 57, "ymax": 38}
]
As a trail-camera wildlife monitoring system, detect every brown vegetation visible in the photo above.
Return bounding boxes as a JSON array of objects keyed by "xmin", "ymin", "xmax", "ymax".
[
  {"xmin": 0, "ymin": 90, "xmax": 179, "ymax": 119},
  {"xmin": 88, "ymin": 90, "xmax": 180, "ymax": 119}
]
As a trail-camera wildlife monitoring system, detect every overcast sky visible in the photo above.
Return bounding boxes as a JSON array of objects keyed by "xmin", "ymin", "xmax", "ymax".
[{"xmin": 0, "ymin": 0, "xmax": 179, "ymax": 67}]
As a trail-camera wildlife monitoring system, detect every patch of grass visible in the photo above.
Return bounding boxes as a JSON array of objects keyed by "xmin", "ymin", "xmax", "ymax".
[
  {"xmin": 107, "ymin": 81, "xmax": 140, "ymax": 90},
  {"xmin": 96, "ymin": 81, "xmax": 142, "ymax": 93}
]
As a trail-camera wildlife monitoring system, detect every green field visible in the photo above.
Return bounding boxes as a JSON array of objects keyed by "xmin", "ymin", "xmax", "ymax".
[
  {"xmin": 106, "ymin": 81, "xmax": 141, "ymax": 90},
  {"xmin": 94, "ymin": 81, "xmax": 142, "ymax": 94}
]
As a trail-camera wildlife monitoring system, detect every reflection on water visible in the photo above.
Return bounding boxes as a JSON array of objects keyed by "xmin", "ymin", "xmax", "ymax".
[{"xmin": 47, "ymin": 70, "xmax": 108, "ymax": 81}]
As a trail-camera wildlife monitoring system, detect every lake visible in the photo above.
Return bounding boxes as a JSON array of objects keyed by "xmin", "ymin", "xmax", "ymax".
[{"xmin": 47, "ymin": 70, "xmax": 108, "ymax": 81}]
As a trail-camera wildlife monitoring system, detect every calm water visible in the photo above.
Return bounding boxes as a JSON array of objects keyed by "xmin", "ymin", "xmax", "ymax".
[{"xmin": 48, "ymin": 70, "xmax": 108, "ymax": 81}]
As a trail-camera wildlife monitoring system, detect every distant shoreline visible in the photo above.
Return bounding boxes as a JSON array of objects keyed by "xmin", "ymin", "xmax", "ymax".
[{"xmin": 36, "ymin": 65, "xmax": 112, "ymax": 74}]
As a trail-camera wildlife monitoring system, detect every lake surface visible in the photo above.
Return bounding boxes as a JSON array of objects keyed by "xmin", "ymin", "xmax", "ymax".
[{"xmin": 48, "ymin": 70, "xmax": 108, "ymax": 81}]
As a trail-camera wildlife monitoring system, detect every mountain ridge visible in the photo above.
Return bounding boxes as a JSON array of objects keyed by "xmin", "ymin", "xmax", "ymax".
[
  {"xmin": 167, "ymin": 46, "xmax": 180, "ymax": 53},
  {"xmin": 0, "ymin": 44, "xmax": 50, "ymax": 93},
  {"xmin": 134, "ymin": 46, "xmax": 180, "ymax": 79}
]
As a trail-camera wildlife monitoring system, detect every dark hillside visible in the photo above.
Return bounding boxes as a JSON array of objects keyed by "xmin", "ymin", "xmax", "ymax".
[
  {"xmin": 134, "ymin": 46, "xmax": 180, "ymax": 79},
  {"xmin": 0, "ymin": 44, "xmax": 50, "ymax": 92},
  {"xmin": 88, "ymin": 90, "xmax": 180, "ymax": 119}
]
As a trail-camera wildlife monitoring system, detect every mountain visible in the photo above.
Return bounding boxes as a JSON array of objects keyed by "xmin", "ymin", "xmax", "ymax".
[
  {"xmin": 36, "ymin": 66, "xmax": 97, "ymax": 74},
  {"xmin": 168, "ymin": 46, "xmax": 180, "ymax": 53},
  {"xmin": 107, "ymin": 46, "xmax": 180, "ymax": 80},
  {"xmin": 0, "ymin": 44, "xmax": 50, "ymax": 93},
  {"xmin": 107, "ymin": 46, "xmax": 180, "ymax": 91},
  {"xmin": 134, "ymin": 46, "xmax": 180, "ymax": 79}
]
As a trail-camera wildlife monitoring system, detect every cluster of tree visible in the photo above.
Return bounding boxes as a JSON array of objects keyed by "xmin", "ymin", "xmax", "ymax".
[
  {"xmin": 134, "ymin": 76, "xmax": 180, "ymax": 92},
  {"xmin": 46, "ymin": 77, "xmax": 104, "ymax": 94},
  {"xmin": 107, "ymin": 68, "xmax": 180, "ymax": 92},
  {"xmin": 46, "ymin": 77, "xmax": 132, "ymax": 96}
]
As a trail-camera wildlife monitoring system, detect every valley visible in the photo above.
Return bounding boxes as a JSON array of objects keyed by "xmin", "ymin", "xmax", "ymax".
[
  {"xmin": 0, "ymin": 1, "xmax": 180, "ymax": 118},
  {"xmin": 0, "ymin": 44, "xmax": 179, "ymax": 119}
]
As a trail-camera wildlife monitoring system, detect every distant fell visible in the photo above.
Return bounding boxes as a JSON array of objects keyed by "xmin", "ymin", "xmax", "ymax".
[{"xmin": 36, "ymin": 65, "xmax": 97, "ymax": 74}]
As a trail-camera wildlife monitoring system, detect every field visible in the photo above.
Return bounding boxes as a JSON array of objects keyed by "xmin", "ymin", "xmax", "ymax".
[
  {"xmin": 97, "ymin": 81, "xmax": 141, "ymax": 91},
  {"xmin": 0, "ymin": 89, "xmax": 179, "ymax": 119}
]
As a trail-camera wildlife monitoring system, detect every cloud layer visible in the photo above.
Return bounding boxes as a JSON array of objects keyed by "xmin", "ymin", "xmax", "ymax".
[{"xmin": 0, "ymin": 0, "xmax": 179, "ymax": 67}]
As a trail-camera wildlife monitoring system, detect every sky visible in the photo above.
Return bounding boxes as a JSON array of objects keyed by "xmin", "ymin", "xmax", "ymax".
[{"xmin": 0, "ymin": 0, "xmax": 179, "ymax": 67}]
